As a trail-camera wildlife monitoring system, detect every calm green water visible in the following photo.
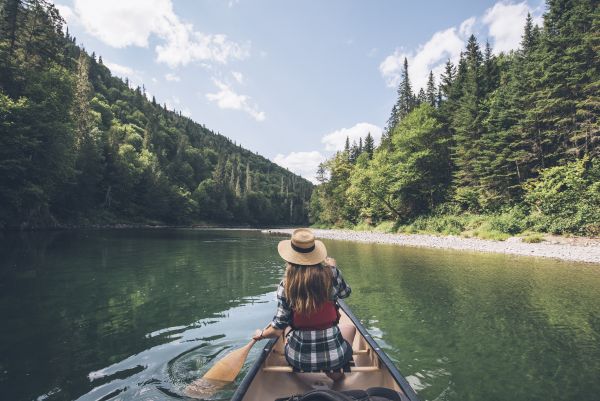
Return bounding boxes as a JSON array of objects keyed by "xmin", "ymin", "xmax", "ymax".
[{"xmin": 0, "ymin": 229, "xmax": 599, "ymax": 401}]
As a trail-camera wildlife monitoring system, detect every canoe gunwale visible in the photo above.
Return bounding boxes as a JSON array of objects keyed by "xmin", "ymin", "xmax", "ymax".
[
  {"xmin": 230, "ymin": 337, "xmax": 278, "ymax": 401},
  {"xmin": 337, "ymin": 299, "xmax": 421, "ymax": 401}
]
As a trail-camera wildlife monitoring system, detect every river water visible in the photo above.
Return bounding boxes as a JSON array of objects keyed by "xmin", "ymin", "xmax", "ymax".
[{"xmin": 0, "ymin": 229, "xmax": 598, "ymax": 401}]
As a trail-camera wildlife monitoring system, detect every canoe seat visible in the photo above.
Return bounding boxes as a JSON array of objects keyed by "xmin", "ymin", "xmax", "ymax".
[
  {"xmin": 272, "ymin": 348, "xmax": 369, "ymax": 355},
  {"xmin": 262, "ymin": 357, "xmax": 379, "ymax": 373},
  {"xmin": 262, "ymin": 366, "xmax": 379, "ymax": 373}
]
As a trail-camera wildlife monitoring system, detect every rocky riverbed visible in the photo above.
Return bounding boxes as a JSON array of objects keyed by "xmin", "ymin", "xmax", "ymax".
[{"xmin": 264, "ymin": 228, "xmax": 600, "ymax": 264}]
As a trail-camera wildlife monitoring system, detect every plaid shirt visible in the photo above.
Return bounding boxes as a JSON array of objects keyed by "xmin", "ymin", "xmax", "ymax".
[
  {"xmin": 271, "ymin": 265, "xmax": 351, "ymax": 330},
  {"xmin": 271, "ymin": 265, "xmax": 353, "ymax": 372}
]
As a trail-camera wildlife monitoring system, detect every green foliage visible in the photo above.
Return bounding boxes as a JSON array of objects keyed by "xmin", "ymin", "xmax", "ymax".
[
  {"xmin": 0, "ymin": 0, "xmax": 311, "ymax": 228},
  {"xmin": 488, "ymin": 208, "xmax": 527, "ymax": 235},
  {"xmin": 310, "ymin": 0, "xmax": 598, "ymax": 237},
  {"xmin": 521, "ymin": 233, "xmax": 544, "ymax": 243},
  {"xmin": 374, "ymin": 221, "xmax": 396, "ymax": 233},
  {"xmin": 525, "ymin": 157, "xmax": 600, "ymax": 235},
  {"xmin": 396, "ymin": 207, "xmax": 531, "ymax": 240}
]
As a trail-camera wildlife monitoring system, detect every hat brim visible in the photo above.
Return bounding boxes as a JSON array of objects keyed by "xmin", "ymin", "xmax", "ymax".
[{"xmin": 277, "ymin": 239, "xmax": 327, "ymax": 266}]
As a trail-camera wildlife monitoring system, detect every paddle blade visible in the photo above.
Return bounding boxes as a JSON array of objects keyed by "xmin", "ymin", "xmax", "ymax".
[
  {"xmin": 202, "ymin": 340, "xmax": 256, "ymax": 382},
  {"xmin": 184, "ymin": 378, "xmax": 228, "ymax": 398}
]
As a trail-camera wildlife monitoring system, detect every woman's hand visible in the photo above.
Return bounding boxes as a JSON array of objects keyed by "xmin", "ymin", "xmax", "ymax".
[
  {"xmin": 325, "ymin": 256, "xmax": 337, "ymax": 267},
  {"xmin": 252, "ymin": 329, "xmax": 264, "ymax": 341},
  {"xmin": 251, "ymin": 325, "xmax": 283, "ymax": 341}
]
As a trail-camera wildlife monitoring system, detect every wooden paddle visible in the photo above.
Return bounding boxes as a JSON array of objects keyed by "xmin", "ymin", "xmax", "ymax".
[{"xmin": 184, "ymin": 337, "xmax": 260, "ymax": 397}]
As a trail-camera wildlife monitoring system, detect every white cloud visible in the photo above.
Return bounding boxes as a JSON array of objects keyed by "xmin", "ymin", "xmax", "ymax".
[
  {"xmin": 321, "ymin": 123, "xmax": 382, "ymax": 152},
  {"xmin": 181, "ymin": 107, "xmax": 192, "ymax": 117},
  {"xmin": 483, "ymin": 1, "xmax": 540, "ymax": 54},
  {"xmin": 206, "ymin": 79, "xmax": 265, "ymax": 121},
  {"xmin": 380, "ymin": 1, "xmax": 541, "ymax": 90},
  {"xmin": 231, "ymin": 71, "xmax": 244, "ymax": 84},
  {"xmin": 55, "ymin": 3, "xmax": 77, "ymax": 26},
  {"xmin": 274, "ymin": 151, "xmax": 326, "ymax": 184},
  {"xmin": 459, "ymin": 17, "xmax": 476, "ymax": 37},
  {"xmin": 165, "ymin": 72, "xmax": 181, "ymax": 82},
  {"xmin": 380, "ymin": 24, "xmax": 468, "ymax": 91},
  {"xmin": 104, "ymin": 61, "xmax": 142, "ymax": 83},
  {"xmin": 69, "ymin": 0, "xmax": 249, "ymax": 68}
]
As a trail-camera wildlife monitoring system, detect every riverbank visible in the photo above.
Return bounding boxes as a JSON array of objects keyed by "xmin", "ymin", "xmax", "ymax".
[{"xmin": 265, "ymin": 228, "xmax": 600, "ymax": 264}]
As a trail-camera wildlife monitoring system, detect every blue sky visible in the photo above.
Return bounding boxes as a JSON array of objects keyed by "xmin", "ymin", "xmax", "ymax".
[{"xmin": 54, "ymin": 0, "xmax": 544, "ymax": 183}]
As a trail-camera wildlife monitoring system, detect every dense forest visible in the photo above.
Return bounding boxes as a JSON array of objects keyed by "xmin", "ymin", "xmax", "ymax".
[
  {"xmin": 0, "ymin": 0, "xmax": 312, "ymax": 229},
  {"xmin": 311, "ymin": 0, "xmax": 599, "ymax": 238}
]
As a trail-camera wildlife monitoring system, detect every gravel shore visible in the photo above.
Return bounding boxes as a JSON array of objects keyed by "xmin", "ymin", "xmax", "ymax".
[{"xmin": 265, "ymin": 228, "xmax": 600, "ymax": 264}]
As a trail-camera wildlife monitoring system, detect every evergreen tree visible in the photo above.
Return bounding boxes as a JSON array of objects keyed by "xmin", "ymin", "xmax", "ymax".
[
  {"xmin": 349, "ymin": 140, "xmax": 360, "ymax": 163},
  {"xmin": 451, "ymin": 35, "xmax": 484, "ymax": 206},
  {"xmin": 316, "ymin": 163, "xmax": 327, "ymax": 183},
  {"xmin": 245, "ymin": 162, "xmax": 252, "ymax": 193},
  {"xmin": 426, "ymin": 70, "xmax": 437, "ymax": 107},
  {"xmin": 381, "ymin": 104, "xmax": 398, "ymax": 149},
  {"xmin": 439, "ymin": 59, "xmax": 455, "ymax": 101},
  {"xmin": 417, "ymin": 88, "xmax": 427, "ymax": 105},
  {"xmin": 395, "ymin": 57, "xmax": 416, "ymax": 120},
  {"xmin": 363, "ymin": 132, "xmax": 375, "ymax": 159},
  {"xmin": 482, "ymin": 40, "xmax": 499, "ymax": 95}
]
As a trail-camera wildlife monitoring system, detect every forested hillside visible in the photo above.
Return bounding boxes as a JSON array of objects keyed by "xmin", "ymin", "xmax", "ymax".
[
  {"xmin": 0, "ymin": 0, "xmax": 312, "ymax": 229},
  {"xmin": 311, "ymin": 0, "xmax": 599, "ymax": 238}
]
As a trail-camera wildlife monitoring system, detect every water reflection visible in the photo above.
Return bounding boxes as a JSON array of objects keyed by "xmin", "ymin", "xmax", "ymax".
[
  {"xmin": 325, "ymin": 240, "xmax": 600, "ymax": 401},
  {"xmin": 0, "ymin": 229, "xmax": 284, "ymax": 401},
  {"xmin": 1, "ymin": 230, "xmax": 599, "ymax": 401}
]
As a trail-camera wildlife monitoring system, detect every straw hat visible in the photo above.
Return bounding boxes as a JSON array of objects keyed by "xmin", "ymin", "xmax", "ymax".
[{"xmin": 278, "ymin": 228, "xmax": 327, "ymax": 266}]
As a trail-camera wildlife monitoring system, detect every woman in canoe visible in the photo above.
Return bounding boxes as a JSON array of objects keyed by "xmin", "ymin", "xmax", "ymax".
[{"xmin": 253, "ymin": 228, "xmax": 355, "ymax": 380}]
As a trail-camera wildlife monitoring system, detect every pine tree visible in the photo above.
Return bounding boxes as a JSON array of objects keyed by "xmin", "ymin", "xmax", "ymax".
[
  {"xmin": 482, "ymin": 40, "xmax": 498, "ymax": 95},
  {"xmin": 439, "ymin": 59, "xmax": 459, "ymax": 122},
  {"xmin": 452, "ymin": 35, "xmax": 484, "ymax": 203},
  {"xmin": 245, "ymin": 162, "xmax": 252, "ymax": 193},
  {"xmin": 395, "ymin": 57, "xmax": 415, "ymax": 120},
  {"xmin": 417, "ymin": 88, "xmax": 427, "ymax": 105},
  {"xmin": 364, "ymin": 132, "xmax": 375, "ymax": 159},
  {"xmin": 426, "ymin": 71, "xmax": 437, "ymax": 107},
  {"xmin": 440, "ymin": 60, "xmax": 455, "ymax": 101},
  {"xmin": 0, "ymin": 0, "xmax": 22, "ymax": 63},
  {"xmin": 510, "ymin": 15, "xmax": 544, "ymax": 182},
  {"xmin": 316, "ymin": 163, "xmax": 327, "ymax": 183},
  {"xmin": 521, "ymin": 13, "xmax": 536, "ymax": 53},
  {"xmin": 343, "ymin": 136, "xmax": 351, "ymax": 159},
  {"xmin": 235, "ymin": 173, "xmax": 242, "ymax": 197},
  {"xmin": 381, "ymin": 104, "xmax": 398, "ymax": 149},
  {"xmin": 349, "ymin": 140, "xmax": 359, "ymax": 163},
  {"xmin": 229, "ymin": 159, "xmax": 236, "ymax": 189},
  {"xmin": 72, "ymin": 52, "xmax": 94, "ymax": 149}
]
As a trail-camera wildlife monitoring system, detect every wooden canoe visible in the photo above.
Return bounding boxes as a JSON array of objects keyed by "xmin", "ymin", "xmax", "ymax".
[{"xmin": 230, "ymin": 300, "xmax": 420, "ymax": 401}]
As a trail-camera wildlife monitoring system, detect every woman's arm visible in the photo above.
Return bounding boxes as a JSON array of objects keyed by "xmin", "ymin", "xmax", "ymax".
[
  {"xmin": 326, "ymin": 257, "xmax": 351, "ymax": 299},
  {"xmin": 253, "ymin": 280, "xmax": 290, "ymax": 340}
]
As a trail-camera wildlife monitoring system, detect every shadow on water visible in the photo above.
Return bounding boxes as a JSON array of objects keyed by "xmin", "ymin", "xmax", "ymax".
[
  {"xmin": 0, "ymin": 229, "xmax": 283, "ymax": 401},
  {"xmin": 1, "ymin": 229, "xmax": 599, "ymax": 401}
]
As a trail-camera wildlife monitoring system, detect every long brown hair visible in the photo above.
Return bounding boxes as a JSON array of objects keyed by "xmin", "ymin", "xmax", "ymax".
[{"xmin": 284, "ymin": 262, "xmax": 332, "ymax": 315}]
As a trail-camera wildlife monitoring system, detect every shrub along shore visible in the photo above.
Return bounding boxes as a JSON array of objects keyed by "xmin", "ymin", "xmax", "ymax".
[{"xmin": 266, "ymin": 228, "xmax": 600, "ymax": 264}]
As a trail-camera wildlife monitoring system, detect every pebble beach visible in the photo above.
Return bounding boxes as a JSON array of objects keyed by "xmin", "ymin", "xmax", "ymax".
[{"xmin": 265, "ymin": 228, "xmax": 600, "ymax": 264}]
